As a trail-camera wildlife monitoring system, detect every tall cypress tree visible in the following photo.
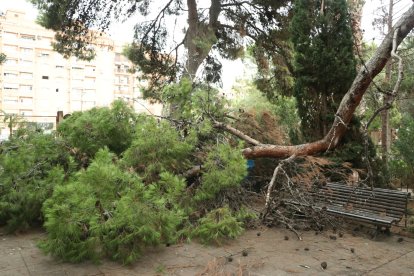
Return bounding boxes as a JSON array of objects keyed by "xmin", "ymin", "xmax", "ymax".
[{"xmin": 291, "ymin": 0, "xmax": 356, "ymax": 140}]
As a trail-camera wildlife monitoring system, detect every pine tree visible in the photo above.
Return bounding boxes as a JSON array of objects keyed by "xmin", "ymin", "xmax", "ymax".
[
  {"xmin": 0, "ymin": 130, "xmax": 71, "ymax": 233},
  {"xmin": 291, "ymin": 0, "xmax": 356, "ymax": 140}
]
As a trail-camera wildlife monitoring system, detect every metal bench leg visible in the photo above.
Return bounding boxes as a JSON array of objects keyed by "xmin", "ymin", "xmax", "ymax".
[{"xmin": 371, "ymin": 226, "xmax": 385, "ymax": 240}]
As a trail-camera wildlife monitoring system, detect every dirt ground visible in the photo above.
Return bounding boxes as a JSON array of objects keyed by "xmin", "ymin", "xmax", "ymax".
[{"xmin": 1, "ymin": 225, "xmax": 414, "ymax": 276}]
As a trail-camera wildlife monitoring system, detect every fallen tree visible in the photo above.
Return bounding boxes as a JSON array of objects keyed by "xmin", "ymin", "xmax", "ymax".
[{"xmin": 230, "ymin": 4, "xmax": 414, "ymax": 159}]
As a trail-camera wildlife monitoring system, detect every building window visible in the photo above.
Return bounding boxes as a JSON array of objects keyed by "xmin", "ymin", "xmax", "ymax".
[
  {"xmin": 72, "ymin": 79, "xmax": 83, "ymax": 87},
  {"xmin": 3, "ymin": 97, "xmax": 18, "ymax": 104},
  {"xmin": 20, "ymin": 85, "xmax": 33, "ymax": 93},
  {"xmin": 20, "ymin": 110, "xmax": 33, "ymax": 116},
  {"xmin": 5, "ymin": 58, "xmax": 18, "ymax": 65},
  {"xmin": 42, "ymin": 76, "xmax": 49, "ymax": 80},
  {"xmin": 41, "ymin": 87, "xmax": 52, "ymax": 94},
  {"xmin": 85, "ymin": 66, "xmax": 96, "ymax": 75},
  {"xmin": 20, "ymin": 60, "xmax": 33, "ymax": 66},
  {"xmin": 3, "ymin": 83, "xmax": 19, "ymax": 90},
  {"xmin": 21, "ymin": 48, "xmax": 33, "ymax": 53},
  {"xmin": 71, "ymin": 89, "xmax": 83, "ymax": 98},
  {"xmin": 4, "ymin": 72, "xmax": 18, "ymax": 78},
  {"xmin": 85, "ymin": 77, "xmax": 96, "ymax": 84},
  {"xmin": 82, "ymin": 101, "xmax": 96, "ymax": 109},
  {"xmin": 20, "ymin": 97, "xmax": 33, "ymax": 106},
  {"xmin": 20, "ymin": 72, "xmax": 33, "ymax": 79},
  {"xmin": 20, "ymin": 35, "xmax": 35, "ymax": 41},
  {"xmin": 3, "ymin": 45, "xmax": 18, "ymax": 53},
  {"xmin": 3, "ymin": 32, "xmax": 18, "ymax": 39},
  {"xmin": 120, "ymin": 76, "xmax": 128, "ymax": 84}
]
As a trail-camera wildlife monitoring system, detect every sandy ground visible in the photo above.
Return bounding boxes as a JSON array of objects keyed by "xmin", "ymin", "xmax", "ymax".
[{"xmin": 1, "ymin": 225, "xmax": 414, "ymax": 276}]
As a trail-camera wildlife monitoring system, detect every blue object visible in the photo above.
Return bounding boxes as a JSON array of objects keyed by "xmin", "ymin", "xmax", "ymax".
[{"xmin": 247, "ymin": 159, "xmax": 255, "ymax": 170}]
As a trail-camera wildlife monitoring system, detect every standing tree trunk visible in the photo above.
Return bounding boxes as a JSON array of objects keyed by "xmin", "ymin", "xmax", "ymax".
[
  {"xmin": 348, "ymin": 0, "xmax": 364, "ymax": 56},
  {"xmin": 185, "ymin": 0, "xmax": 222, "ymax": 78},
  {"xmin": 381, "ymin": 0, "xmax": 394, "ymax": 164}
]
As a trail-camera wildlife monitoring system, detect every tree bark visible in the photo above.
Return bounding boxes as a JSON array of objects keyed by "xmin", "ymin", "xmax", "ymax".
[
  {"xmin": 381, "ymin": 0, "xmax": 394, "ymax": 163},
  {"xmin": 185, "ymin": 0, "xmax": 222, "ymax": 77},
  {"xmin": 348, "ymin": 0, "xmax": 364, "ymax": 59},
  {"xmin": 242, "ymin": 4, "xmax": 414, "ymax": 159}
]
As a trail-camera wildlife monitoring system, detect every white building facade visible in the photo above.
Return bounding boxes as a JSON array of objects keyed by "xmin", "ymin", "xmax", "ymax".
[{"xmin": 0, "ymin": 10, "xmax": 161, "ymax": 138}]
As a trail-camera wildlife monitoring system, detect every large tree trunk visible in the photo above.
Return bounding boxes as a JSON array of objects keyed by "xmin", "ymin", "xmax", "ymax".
[
  {"xmin": 381, "ymin": 0, "xmax": 394, "ymax": 163},
  {"xmin": 348, "ymin": 0, "xmax": 364, "ymax": 59},
  {"xmin": 185, "ymin": 0, "xmax": 222, "ymax": 77},
  {"xmin": 242, "ymin": 4, "xmax": 414, "ymax": 159}
]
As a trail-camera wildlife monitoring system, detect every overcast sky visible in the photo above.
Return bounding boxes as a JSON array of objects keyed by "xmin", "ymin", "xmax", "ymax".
[{"xmin": 1, "ymin": 0, "xmax": 413, "ymax": 89}]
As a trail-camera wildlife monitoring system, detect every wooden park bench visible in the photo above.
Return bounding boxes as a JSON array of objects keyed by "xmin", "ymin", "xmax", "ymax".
[{"xmin": 312, "ymin": 182, "xmax": 411, "ymax": 230}]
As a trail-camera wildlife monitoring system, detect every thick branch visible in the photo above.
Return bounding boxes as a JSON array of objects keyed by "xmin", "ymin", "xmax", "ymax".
[
  {"xmin": 209, "ymin": 0, "xmax": 221, "ymax": 27},
  {"xmin": 265, "ymin": 155, "xmax": 296, "ymax": 208},
  {"xmin": 213, "ymin": 121, "xmax": 262, "ymax": 146},
  {"xmin": 242, "ymin": 5, "xmax": 414, "ymax": 159}
]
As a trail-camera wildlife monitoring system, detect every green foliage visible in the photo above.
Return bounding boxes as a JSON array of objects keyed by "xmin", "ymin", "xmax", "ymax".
[
  {"xmin": 193, "ymin": 206, "xmax": 244, "ymax": 245},
  {"xmin": 388, "ymin": 158, "xmax": 413, "ymax": 188},
  {"xmin": 394, "ymin": 115, "xmax": 414, "ymax": 171},
  {"xmin": 40, "ymin": 148, "xmax": 185, "ymax": 264},
  {"xmin": 291, "ymin": 0, "xmax": 356, "ymax": 140},
  {"xmin": 0, "ymin": 131, "xmax": 70, "ymax": 232},
  {"xmin": 161, "ymin": 78, "xmax": 227, "ymax": 121},
  {"xmin": 58, "ymin": 100, "xmax": 136, "ymax": 157},
  {"xmin": 0, "ymin": 53, "xmax": 6, "ymax": 64},
  {"xmin": 100, "ymin": 182, "xmax": 184, "ymax": 263},
  {"xmin": 195, "ymin": 143, "xmax": 247, "ymax": 202},
  {"xmin": 122, "ymin": 116, "xmax": 196, "ymax": 182},
  {"xmin": 33, "ymin": 0, "xmax": 292, "ymax": 95}
]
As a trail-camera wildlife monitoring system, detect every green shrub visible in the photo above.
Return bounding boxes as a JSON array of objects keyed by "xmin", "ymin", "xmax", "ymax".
[
  {"xmin": 58, "ymin": 100, "xmax": 137, "ymax": 157},
  {"xmin": 122, "ymin": 117, "xmax": 195, "ymax": 182},
  {"xmin": 40, "ymin": 149, "xmax": 141, "ymax": 262},
  {"xmin": 194, "ymin": 143, "xmax": 247, "ymax": 202},
  {"xmin": 0, "ymin": 131, "xmax": 70, "ymax": 232},
  {"xmin": 40, "ymin": 148, "xmax": 186, "ymax": 264},
  {"xmin": 192, "ymin": 206, "xmax": 244, "ymax": 245},
  {"xmin": 101, "ymin": 183, "xmax": 184, "ymax": 263}
]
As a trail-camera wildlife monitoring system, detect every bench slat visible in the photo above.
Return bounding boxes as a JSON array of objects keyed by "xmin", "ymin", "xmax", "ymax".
[
  {"xmin": 309, "ymin": 182, "xmax": 410, "ymax": 227},
  {"xmin": 313, "ymin": 190, "xmax": 407, "ymax": 207},
  {"xmin": 314, "ymin": 193, "xmax": 406, "ymax": 214},
  {"xmin": 319, "ymin": 186, "xmax": 410, "ymax": 201},
  {"xmin": 326, "ymin": 182, "xmax": 410, "ymax": 197},
  {"xmin": 325, "ymin": 206, "xmax": 397, "ymax": 225}
]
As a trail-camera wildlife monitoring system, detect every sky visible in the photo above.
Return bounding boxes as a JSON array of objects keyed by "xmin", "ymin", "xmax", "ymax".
[
  {"xmin": 362, "ymin": 0, "xmax": 414, "ymax": 43},
  {"xmin": 1, "ymin": 0, "xmax": 413, "ymax": 89}
]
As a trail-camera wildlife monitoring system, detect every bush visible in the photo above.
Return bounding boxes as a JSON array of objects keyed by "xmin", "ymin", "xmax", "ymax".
[
  {"xmin": 122, "ymin": 117, "xmax": 195, "ymax": 182},
  {"xmin": 40, "ymin": 148, "xmax": 186, "ymax": 264},
  {"xmin": 192, "ymin": 206, "xmax": 244, "ymax": 245},
  {"xmin": 58, "ymin": 100, "xmax": 137, "ymax": 157},
  {"xmin": 195, "ymin": 143, "xmax": 247, "ymax": 202},
  {"xmin": 0, "ymin": 131, "xmax": 70, "ymax": 232}
]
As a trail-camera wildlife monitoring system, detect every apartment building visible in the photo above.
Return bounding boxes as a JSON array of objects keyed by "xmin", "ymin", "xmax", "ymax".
[{"xmin": 0, "ymin": 9, "xmax": 161, "ymax": 139}]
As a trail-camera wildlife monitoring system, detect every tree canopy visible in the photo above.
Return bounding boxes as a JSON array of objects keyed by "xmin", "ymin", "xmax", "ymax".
[
  {"xmin": 31, "ymin": 0, "xmax": 292, "ymax": 98},
  {"xmin": 291, "ymin": 0, "xmax": 356, "ymax": 140}
]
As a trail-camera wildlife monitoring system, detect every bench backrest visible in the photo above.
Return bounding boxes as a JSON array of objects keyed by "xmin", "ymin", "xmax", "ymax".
[{"xmin": 314, "ymin": 182, "xmax": 411, "ymax": 220}]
